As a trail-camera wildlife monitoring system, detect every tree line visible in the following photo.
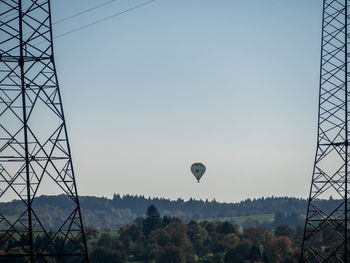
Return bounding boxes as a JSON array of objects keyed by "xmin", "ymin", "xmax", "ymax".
[
  {"xmin": 0, "ymin": 194, "xmax": 321, "ymax": 230},
  {"xmin": 0, "ymin": 203, "xmax": 342, "ymax": 262},
  {"xmin": 0, "ymin": 194, "xmax": 342, "ymax": 231},
  {"xmin": 88, "ymin": 204, "xmax": 304, "ymax": 262}
]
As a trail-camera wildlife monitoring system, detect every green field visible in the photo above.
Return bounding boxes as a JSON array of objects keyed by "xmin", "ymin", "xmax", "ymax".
[{"xmin": 215, "ymin": 213, "xmax": 275, "ymax": 227}]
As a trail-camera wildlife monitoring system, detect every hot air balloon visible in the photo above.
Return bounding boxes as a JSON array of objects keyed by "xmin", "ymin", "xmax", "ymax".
[{"xmin": 191, "ymin": 163, "xmax": 206, "ymax": 183}]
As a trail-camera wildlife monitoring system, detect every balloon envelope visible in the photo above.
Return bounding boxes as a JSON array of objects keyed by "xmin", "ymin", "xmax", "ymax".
[{"xmin": 191, "ymin": 163, "xmax": 206, "ymax": 182}]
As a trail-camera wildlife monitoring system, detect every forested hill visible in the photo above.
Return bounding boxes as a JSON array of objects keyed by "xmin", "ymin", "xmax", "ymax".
[
  {"xmin": 110, "ymin": 194, "xmax": 307, "ymax": 216},
  {"xmin": 0, "ymin": 194, "xmax": 334, "ymax": 231}
]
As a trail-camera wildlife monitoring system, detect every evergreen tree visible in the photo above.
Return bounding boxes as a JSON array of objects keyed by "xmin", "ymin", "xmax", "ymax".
[
  {"xmin": 274, "ymin": 210, "xmax": 287, "ymax": 226},
  {"xmin": 143, "ymin": 205, "xmax": 162, "ymax": 236}
]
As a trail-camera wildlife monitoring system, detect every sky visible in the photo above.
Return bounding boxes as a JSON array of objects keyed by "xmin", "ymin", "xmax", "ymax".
[{"xmin": 48, "ymin": 0, "xmax": 323, "ymax": 202}]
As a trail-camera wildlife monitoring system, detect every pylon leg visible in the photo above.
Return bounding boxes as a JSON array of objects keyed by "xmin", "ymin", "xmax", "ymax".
[{"xmin": 0, "ymin": 1, "xmax": 89, "ymax": 262}]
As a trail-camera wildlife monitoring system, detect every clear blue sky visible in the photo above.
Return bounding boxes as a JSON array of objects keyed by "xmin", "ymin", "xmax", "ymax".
[{"xmin": 50, "ymin": 0, "xmax": 322, "ymax": 202}]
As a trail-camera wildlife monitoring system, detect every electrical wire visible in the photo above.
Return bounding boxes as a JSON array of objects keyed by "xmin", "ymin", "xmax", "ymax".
[
  {"xmin": 5, "ymin": 0, "xmax": 119, "ymax": 40},
  {"xmin": 54, "ymin": 0, "xmax": 157, "ymax": 40},
  {"xmin": 53, "ymin": 0, "xmax": 118, "ymax": 25},
  {"xmin": 0, "ymin": 0, "xmax": 116, "ymax": 23},
  {"xmin": 3, "ymin": 0, "xmax": 157, "ymax": 44}
]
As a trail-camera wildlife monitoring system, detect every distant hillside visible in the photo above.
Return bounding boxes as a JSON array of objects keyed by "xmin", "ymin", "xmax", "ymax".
[{"xmin": 0, "ymin": 194, "xmax": 334, "ymax": 231}]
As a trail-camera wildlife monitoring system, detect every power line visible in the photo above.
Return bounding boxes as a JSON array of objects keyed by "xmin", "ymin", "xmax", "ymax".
[
  {"xmin": 10, "ymin": 0, "xmax": 119, "ymax": 39},
  {"xmin": 1, "ymin": 0, "xmax": 110, "ymax": 25},
  {"xmin": 53, "ymin": 0, "xmax": 118, "ymax": 25},
  {"xmin": 2, "ymin": 0, "xmax": 155, "ymax": 41},
  {"xmin": 1, "ymin": 0, "xmax": 116, "ymax": 23},
  {"xmin": 54, "ymin": 0, "xmax": 157, "ymax": 40}
]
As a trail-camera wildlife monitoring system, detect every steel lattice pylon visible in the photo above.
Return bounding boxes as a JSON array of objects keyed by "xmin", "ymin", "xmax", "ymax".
[
  {"xmin": 0, "ymin": 0, "xmax": 88, "ymax": 262},
  {"xmin": 300, "ymin": 0, "xmax": 350, "ymax": 262}
]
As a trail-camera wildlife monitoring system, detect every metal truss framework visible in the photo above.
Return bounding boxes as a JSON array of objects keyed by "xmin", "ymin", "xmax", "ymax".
[
  {"xmin": 0, "ymin": 0, "xmax": 88, "ymax": 262},
  {"xmin": 301, "ymin": 0, "xmax": 350, "ymax": 262}
]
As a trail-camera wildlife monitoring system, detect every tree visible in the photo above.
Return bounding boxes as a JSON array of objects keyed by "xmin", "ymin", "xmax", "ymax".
[
  {"xmin": 85, "ymin": 227, "xmax": 99, "ymax": 241},
  {"xmin": 243, "ymin": 226, "xmax": 273, "ymax": 245},
  {"xmin": 187, "ymin": 220, "xmax": 209, "ymax": 257},
  {"xmin": 163, "ymin": 215, "xmax": 181, "ymax": 227},
  {"xmin": 134, "ymin": 217, "xmax": 144, "ymax": 229},
  {"xmin": 224, "ymin": 239, "xmax": 253, "ymax": 263},
  {"xmin": 119, "ymin": 224, "xmax": 143, "ymax": 244},
  {"xmin": 150, "ymin": 228, "xmax": 170, "ymax": 247},
  {"xmin": 90, "ymin": 247, "xmax": 127, "ymax": 263},
  {"xmin": 164, "ymin": 221, "xmax": 191, "ymax": 249},
  {"xmin": 200, "ymin": 220, "xmax": 216, "ymax": 233},
  {"xmin": 156, "ymin": 246, "xmax": 186, "ymax": 263},
  {"xmin": 286, "ymin": 212, "xmax": 300, "ymax": 226},
  {"xmin": 222, "ymin": 233, "xmax": 240, "ymax": 250},
  {"xmin": 96, "ymin": 233, "xmax": 119, "ymax": 249},
  {"xmin": 210, "ymin": 232, "xmax": 226, "ymax": 253},
  {"xmin": 274, "ymin": 225, "xmax": 295, "ymax": 239},
  {"xmin": 216, "ymin": 221, "xmax": 239, "ymax": 235},
  {"xmin": 274, "ymin": 210, "xmax": 287, "ymax": 226},
  {"xmin": 142, "ymin": 205, "xmax": 163, "ymax": 236},
  {"xmin": 265, "ymin": 236, "xmax": 295, "ymax": 263}
]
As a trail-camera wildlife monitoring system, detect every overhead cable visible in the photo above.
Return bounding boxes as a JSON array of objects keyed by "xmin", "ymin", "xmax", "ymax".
[
  {"xmin": 53, "ymin": 0, "xmax": 118, "ymax": 25},
  {"xmin": 54, "ymin": 0, "xmax": 157, "ymax": 39}
]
